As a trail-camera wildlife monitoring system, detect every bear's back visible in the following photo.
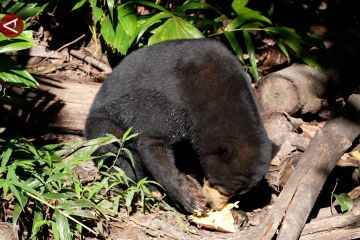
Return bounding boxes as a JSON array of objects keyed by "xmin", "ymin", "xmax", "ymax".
[{"xmin": 91, "ymin": 39, "xmax": 251, "ymax": 110}]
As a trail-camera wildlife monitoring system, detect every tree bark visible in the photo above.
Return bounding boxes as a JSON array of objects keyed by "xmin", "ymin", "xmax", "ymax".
[
  {"xmin": 257, "ymin": 64, "xmax": 334, "ymax": 115},
  {"xmin": 255, "ymin": 94, "xmax": 360, "ymax": 240}
]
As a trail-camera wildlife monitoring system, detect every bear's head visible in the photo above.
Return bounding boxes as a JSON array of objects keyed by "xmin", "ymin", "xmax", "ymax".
[{"xmin": 201, "ymin": 137, "xmax": 273, "ymax": 210}]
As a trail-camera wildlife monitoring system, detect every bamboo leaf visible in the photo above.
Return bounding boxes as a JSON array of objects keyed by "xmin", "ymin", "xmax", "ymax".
[
  {"xmin": 231, "ymin": 0, "xmax": 249, "ymax": 10},
  {"xmin": 1, "ymin": 138, "xmax": 16, "ymax": 168},
  {"xmin": 12, "ymin": 203, "xmax": 23, "ymax": 228},
  {"xmin": 224, "ymin": 31, "xmax": 244, "ymax": 63},
  {"xmin": 51, "ymin": 221, "xmax": 60, "ymax": 240},
  {"xmin": 125, "ymin": 189, "xmax": 135, "ymax": 212},
  {"xmin": 72, "ymin": 0, "xmax": 87, "ymax": 11},
  {"xmin": 0, "ymin": 55, "xmax": 38, "ymax": 88},
  {"xmin": 0, "ymin": 30, "xmax": 33, "ymax": 53},
  {"xmin": 175, "ymin": 2, "xmax": 222, "ymax": 15},
  {"xmin": 55, "ymin": 209, "xmax": 73, "ymax": 240},
  {"xmin": 243, "ymin": 30, "xmax": 259, "ymax": 81}
]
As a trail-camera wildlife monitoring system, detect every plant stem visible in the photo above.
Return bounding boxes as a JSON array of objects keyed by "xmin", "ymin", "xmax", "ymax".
[{"xmin": 25, "ymin": 191, "xmax": 98, "ymax": 236}]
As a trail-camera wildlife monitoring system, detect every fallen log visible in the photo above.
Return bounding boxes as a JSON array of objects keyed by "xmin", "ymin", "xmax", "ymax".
[
  {"xmin": 257, "ymin": 64, "xmax": 337, "ymax": 115},
  {"xmin": 37, "ymin": 78, "xmax": 100, "ymax": 133},
  {"xmin": 0, "ymin": 77, "xmax": 100, "ymax": 134},
  {"xmin": 300, "ymin": 209, "xmax": 360, "ymax": 240},
  {"xmin": 255, "ymin": 94, "xmax": 360, "ymax": 240}
]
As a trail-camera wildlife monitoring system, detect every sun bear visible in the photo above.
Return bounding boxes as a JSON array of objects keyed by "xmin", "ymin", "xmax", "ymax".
[{"xmin": 85, "ymin": 39, "xmax": 273, "ymax": 216}]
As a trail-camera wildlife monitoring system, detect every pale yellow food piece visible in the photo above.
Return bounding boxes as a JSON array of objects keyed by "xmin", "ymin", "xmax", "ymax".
[{"xmin": 189, "ymin": 202, "xmax": 239, "ymax": 233}]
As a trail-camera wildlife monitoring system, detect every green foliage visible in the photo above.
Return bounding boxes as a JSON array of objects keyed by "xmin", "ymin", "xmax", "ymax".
[
  {"xmin": 0, "ymin": 0, "xmax": 48, "ymax": 19},
  {"xmin": 0, "ymin": 1, "xmax": 48, "ymax": 89},
  {"xmin": 72, "ymin": 0, "xmax": 323, "ymax": 81},
  {"xmin": 333, "ymin": 151, "xmax": 360, "ymax": 214},
  {"xmin": 0, "ymin": 131, "xmax": 163, "ymax": 238},
  {"xmin": 334, "ymin": 193, "xmax": 353, "ymax": 213}
]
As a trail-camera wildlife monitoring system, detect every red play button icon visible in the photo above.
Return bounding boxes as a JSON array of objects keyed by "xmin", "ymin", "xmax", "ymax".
[{"xmin": 0, "ymin": 14, "xmax": 24, "ymax": 38}]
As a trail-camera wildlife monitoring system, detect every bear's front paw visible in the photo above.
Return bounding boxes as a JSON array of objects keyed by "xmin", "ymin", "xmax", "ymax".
[
  {"xmin": 231, "ymin": 208, "xmax": 248, "ymax": 229},
  {"xmin": 182, "ymin": 175, "xmax": 210, "ymax": 215}
]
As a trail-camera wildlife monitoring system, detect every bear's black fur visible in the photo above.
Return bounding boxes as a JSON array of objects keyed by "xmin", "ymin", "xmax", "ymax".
[{"xmin": 85, "ymin": 39, "xmax": 273, "ymax": 214}]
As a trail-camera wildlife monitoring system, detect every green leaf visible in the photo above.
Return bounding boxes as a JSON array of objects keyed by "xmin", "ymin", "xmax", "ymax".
[
  {"xmin": 84, "ymin": 134, "xmax": 119, "ymax": 147},
  {"xmin": 9, "ymin": 184, "xmax": 28, "ymax": 209},
  {"xmin": 276, "ymin": 41, "xmax": 290, "ymax": 62},
  {"xmin": 121, "ymin": 127, "xmax": 138, "ymax": 143},
  {"xmin": 264, "ymin": 26, "xmax": 321, "ymax": 68},
  {"xmin": 87, "ymin": 177, "xmax": 109, "ymax": 199},
  {"xmin": 335, "ymin": 193, "xmax": 353, "ymax": 213},
  {"xmin": 58, "ymin": 199, "xmax": 94, "ymax": 209},
  {"xmin": 12, "ymin": 203, "xmax": 23, "ymax": 228},
  {"xmin": 113, "ymin": 18, "xmax": 132, "ymax": 54},
  {"xmin": 0, "ymin": 55, "xmax": 38, "ymax": 88},
  {"xmin": 31, "ymin": 205, "xmax": 44, "ymax": 239},
  {"xmin": 100, "ymin": 16, "xmax": 116, "ymax": 47},
  {"xmin": 72, "ymin": 0, "xmax": 88, "ymax": 11},
  {"xmin": 55, "ymin": 209, "xmax": 73, "ymax": 240},
  {"xmin": 120, "ymin": 147, "xmax": 136, "ymax": 168},
  {"xmin": 112, "ymin": 195, "xmax": 121, "ymax": 212},
  {"xmin": 0, "ymin": 30, "xmax": 33, "ymax": 53},
  {"xmin": 107, "ymin": 0, "xmax": 115, "ymax": 20},
  {"xmin": 42, "ymin": 193, "xmax": 73, "ymax": 200},
  {"xmin": 15, "ymin": 3, "xmax": 47, "ymax": 19},
  {"xmin": 264, "ymin": 27, "xmax": 305, "ymax": 45},
  {"xmin": 231, "ymin": 0, "xmax": 249, "ymax": 10},
  {"xmin": 175, "ymin": 2, "xmax": 222, "ymax": 15},
  {"xmin": 148, "ymin": 16, "xmax": 204, "ymax": 45},
  {"xmin": 136, "ymin": 12, "xmax": 173, "ymax": 42},
  {"xmin": 224, "ymin": 31, "xmax": 244, "ymax": 63},
  {"xmin": 11, "ymin": 179, "xmax": 43, "ymax": 199},
  {"xmin": 30, "ymin": 220, "xmax": 49, "ymax": 239},
  {"xmin": 225, "ymin": 7, "xmax": 271, "ymax": 31},
  {"xmin": 125, "ymin": 189, "xmax": 136, "ymax": 212},
  {"xmin": 92, "ymin": 6, "xmax": 103, "ymax": 23},
  {"xmin": 62, "ymin": 135, "xmax": 119, "ymax": 167},
  {"xmin": 51, "ymin": 221, "xmax": 60, "ymax": 240},
  {"xmin": 118, "ymin": 4, "xmax": 137, "ymax": 38},
  {"xmin": 243, "ymin": 30, "xmax": 259, "ymax": 81},
  {"xmin": 1, "ymin": 138, "xmax": 16, "ymax": 168},
  {"xmin": 63, "ymin": 208, "xmax": 97, "ymax": 219}
]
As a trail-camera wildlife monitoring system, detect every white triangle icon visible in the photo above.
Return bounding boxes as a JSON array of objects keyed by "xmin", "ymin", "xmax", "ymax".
[{"xmin": 3, "ymin": 18, "xmax": 19, "ymax": 34}]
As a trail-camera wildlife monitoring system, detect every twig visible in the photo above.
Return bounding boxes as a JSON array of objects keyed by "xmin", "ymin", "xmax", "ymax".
[
  {"xmin": 330, "ymin": 178, "xmax": 339, "ymax": 215},
  {"xmin": 56, "ymin": 34, "xmax": 86, "ymax": 52},
  {"xmin": 25, "ymin": 191, "xmax": 98, "ymax": 236},
  {"xmin": 70, "ymin": 49, "xmax": 112, "ymax": 73}
]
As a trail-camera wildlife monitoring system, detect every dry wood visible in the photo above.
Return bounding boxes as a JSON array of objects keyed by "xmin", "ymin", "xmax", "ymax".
[
  {"xmin": 37, "ymin": 78, "xmax": 100, "ymax": 133},
  {"xmin": 257, "ymin": 64, "xmax": 334, "ymax": 115},
  {"xmin": 70, "ymin": 49, "xmax": 112, "ymax": 73},
  {"xmin": 300, "ymin": 209, "xmax": 360, "ymax": 240},
  {"xmin": 257, "ymin": 77, "xmax": 300, "ymax": 114},
  {"xmin": 255, "ymin": 94, "xmax": 360, "ymax": 240},
  {"xmin": 0, "ymin": 78, "xmax": 100, "ymax": 134}
]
